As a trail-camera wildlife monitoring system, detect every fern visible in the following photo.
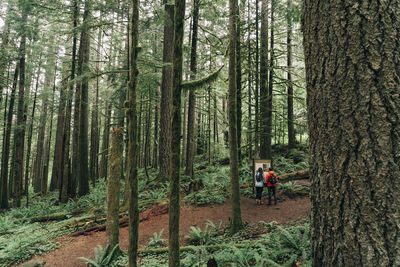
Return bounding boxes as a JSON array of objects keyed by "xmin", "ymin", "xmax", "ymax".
[{"xmin": 79, "ymin": 244, "xmax": 119, "ymax": 267}]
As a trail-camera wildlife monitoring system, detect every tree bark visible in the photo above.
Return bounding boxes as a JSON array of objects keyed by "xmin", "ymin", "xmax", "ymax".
[
  {"xmin": 77, "ymin": 0, "xmax": 91, "ymax": 197},
  {"xmin": 185, "ymin": 0, "xmax": 199, "ymax": 178},
  {"xmin": 228, "ymin": 0, "xmax": 243, "ymax": 233},
  {"xmin": 99, "ymin": 101, "xmax": 112, "ymax": 179},
  {"xmin": 286, "ymin": 0, "xmax": 295, "ymax": 149},
  {"xmin": 158, "ymin": 0, "xmax": 174, "ymax": 181},
  {"xmin": 303, "ymin": 1, "xmax": 400, "ymax": 266},
  {"xmin": 13, "ymin": 5, "xmax": 28, "ymax": 207},
  {"xmin": 106, "ymin": 128, "xmax": 123, "ymax": 249},
  {"xmin": 127, "ymin": 0, "xmax": 140, "ymax": 265},
  {"xmin": 259, "ymin": 0, "xmax": 269, "ymax": 159},
  {"xmin": 254, "ymin": 0, "xmax": 259, "ymax": 155},
  {"xmin": 267, "ymin": 0, "xmax": 274, "ymax": 149},
  {"xmin": 0, "ymin": 63, "xmax": 19, "ymax": 209},
  {"xmin": 168, "ymin": 0, "xmax": 185, "ymax": 264}
]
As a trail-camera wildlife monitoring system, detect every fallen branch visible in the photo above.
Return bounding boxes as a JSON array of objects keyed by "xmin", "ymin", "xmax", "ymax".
[
  {"xmin": 278, "ymin": 169, "xmax": 309, "ymax": 181},
  {"xmin": 24, "ymin": 213, "xmax": 68, "ymax": 223}
]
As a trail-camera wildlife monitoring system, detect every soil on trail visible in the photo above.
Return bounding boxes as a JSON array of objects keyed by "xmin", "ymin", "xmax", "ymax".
[{"xmin": 21, "ymin": 193, "xmax": 310, "ymax": 267}]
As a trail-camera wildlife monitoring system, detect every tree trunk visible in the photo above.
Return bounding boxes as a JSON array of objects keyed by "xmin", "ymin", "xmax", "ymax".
[
  {"xmin": 286, "ymin": 0, "xmax": 295, "ymax": 149},
  {"xmin": 90, "ymin": 27, "xmax": 102, "ymax": 187},
  {"xmin": 152, "ymin": 89, "xmax": 159, "ymax": 168},
  {"xmin": 303, "ymin": 1, "xmax": 400, "ymax": 266},
  {"xmin": 0, "ymin": 63, "xmax": 19, "ymax": 209},
  {"xmin": 259, "ymin": 0, "xmax": 269, "ymax": 160},
  {"xmin": 168, "ymin": 0, "xmax": 185, "ymax": 264},
  {"xmin": 106, "ymin": 128, "xmax": 123, "ymax": 249},
  {"xmin": 254, "ymin": 0, "xmax": 259, "ymax": 155},
  {"xmin": 24, "ymin": 60, "xmax": 42, "ymax": 205},
  {"xmin": 77, "ymin": 0, "xmax": 91, "ymax": 197},
  {"xmin": 185, "ymin": 0, "xmax": 199, "ymax": 178},
  {"xmin": 267, "ymin": 0, "xmax": 274, "ymax": 150},
  {"xmin": 158, "ymin": 0, "xmax": 174, "ymax": 181},
  {"xmin": 65, "ymin": 0, "xmax": 79, "ymax": 201},
  {"xmin": 51, "ymin": 62, "xmax": 68, "ymax": 192},
  {"xmin": 127, "ymin": 0, "xmax": 140, "ymax": 265},
  {"xmin": 13, "ymin": 5, "xmax": 28, "ymax": 207},
  {"xmin": 228, "ymin": 0, "xmax": 243, "ymax": 233},
  {"xmin": 100, "ymin": 102, "xmax": 112, "ymax": 179},
  {"xmin": 236, "ymin": 0, "xmax": 242, "ymax": 163},
  {"xmin": 247, "ymin": 0, "xmax": 252, "ymax": 159}
]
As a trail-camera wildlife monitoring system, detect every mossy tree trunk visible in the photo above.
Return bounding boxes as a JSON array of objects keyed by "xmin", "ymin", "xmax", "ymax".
[
  {"xmin": 106, "ymin": 128, "xmax": 123, "ymax": 249},
  {"xmin": 228, "ymin": 0, "xmax": 243, "ymax": 234},
  {"xmin": 286, "ymin": 0, "xmax": 295, "ymax": 149},
  {"xmin": 168, "ymin": 0, "xmax": 186, "ymax": 264},
  {"xmin": 185, "ymin": 0, "xmax": 199, "ymax": 178},
  {"xmin": 158, "ymin": 0, "xmax": 174, "ymax": 181},
  {"xmin": 303, "ymin": 1, "xmax": 400, "ymax": 266},
  {"xmin": 259, "ymin": 0, "xmax": 269, "ymax": 159},
  {"xmin": 127, "ymin": 0, "xmax": 140, "ymax": 265},
  {"xmin": 78, "ymin": 0, "xmax": 91, "ymax": 197}
]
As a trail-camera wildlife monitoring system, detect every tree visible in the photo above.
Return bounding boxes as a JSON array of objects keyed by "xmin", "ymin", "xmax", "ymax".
[
  {"xmin": 106, "ymin": 128, "xmax": 123, "ymax": 250},
  {"xmin": 168, "ymin": 0, "xmax": 186, "ymax": 264},
  {"xmin": 259, "ymin": 0, "xmax": 270, "ymax": 160},
  {"xmin": 228, "ymin": 0, "xmax": 243, "ymax": 233},
  {"xmin": 127, "ymin": 0, "xmax": 140, "ymax": 265},
  {"xmin": 158, "ymin": 0, "xmax": 174, "ymax": 181},
  {"xmin": 303, "ymin": 1, "xmax": 400, "ymax": 266},
  {"xmin": 185, "ymin": 0, "xmax": 199, "ymax": 178},
  {"xmin": 77, "ymin": 0, "xmax": 91, "ymax": 196},
  {"xmin": 13, "ymin": 0, "xmax": 29, "ymax": 206}
]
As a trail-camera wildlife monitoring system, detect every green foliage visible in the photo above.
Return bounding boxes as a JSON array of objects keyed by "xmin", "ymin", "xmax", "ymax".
[
  {"xmin": 186, "ymin": 225, "xmax": 213, "ymax": 245},
  {"xmin": 147, "ymin": 229, "xmax": 166, "ymax": 248},
  {"xmin": 274, "ymin": 155, "xmax": 309, "ymax": 175},
  {"xmin": 79, "ymin": 244, "xmax": 120, "ymax": 267}
]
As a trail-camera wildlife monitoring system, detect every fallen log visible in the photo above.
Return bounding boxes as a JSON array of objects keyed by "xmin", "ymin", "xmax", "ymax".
[
  {"xmin": 278, "ymin": 169, "xmax": 309, "ymax": 181},
  {"xmin": 24, "ymin": 213, "xmax": 68, "ymax": 223}
]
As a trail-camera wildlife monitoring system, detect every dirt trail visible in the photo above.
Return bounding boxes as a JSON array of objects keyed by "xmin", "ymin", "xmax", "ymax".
[{"xmin": 21, "ymin": 194, "xmax": 310, "ymax": 267}]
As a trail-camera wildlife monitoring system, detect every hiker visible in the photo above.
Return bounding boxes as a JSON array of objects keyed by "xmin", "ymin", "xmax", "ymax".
[
  {"xmin": 254, "ymin": 167, "xmax": 265, "ymax": 205},
  {"xmin": 265, "ymin": 167, "xmax": 278, "ymax": 205}
]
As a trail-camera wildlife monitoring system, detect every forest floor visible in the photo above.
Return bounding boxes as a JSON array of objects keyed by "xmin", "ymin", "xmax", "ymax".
[{"xmin": 21, "ymin": 181, "xmax": 310, "ymax": 267}]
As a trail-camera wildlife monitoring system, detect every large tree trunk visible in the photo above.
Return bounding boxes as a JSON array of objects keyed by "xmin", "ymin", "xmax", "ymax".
[
  {"xmin": 128, "ymin": 0, "xmax": 140, "ymax": 265},
  {"xmin": 50, "ymin": 64, "xmax": 68, "ymax": 192},
  {"xmin": 0, "ymin": 63, "xmax": 19, "ymax": 209},
  {"xmin": 254, "ymin": 0, "xmax": 259, "ymax": 155},
  {"xmin": 89, "ymin": 27, "xmax": 102, "ymax": 187},
  {"xmin": 65, "ymin": 0, "xmax": 79, "ymax": 201},
  {"xmin": 228, "ymin": 0, "xmax": 243, "ymax": 234},
  {"xmin": 158, "ymin": 0, "xmax": 174, "ymax": 181},
  {"xmin": 185, "ymin": 0, "xmax": 199, "ymax": 178},
  {"xmin": 168, "ymin": 0, "xmax": 185, "ymax": 264},
  {"xmin": 13, "ymin": 5, "xmax": 28, "ymax": 207},
  {"xmin": 77, "ymin": 0, "xmax": 91, "ymax": 197},
  {"xmin": 259, "ymin": 0, "xmax": 269, "ymax": 159},
  {"xmin": 267, "ymin": 0, "xmax": 274, "ymax": 148},
  {"xmin": 286, "ymin": 0, "xmax": 295, "ymax": 149},
  {"xmin": 236, "ymin": 0, "xmax": 242, "ymax": 163},
  {"xmin": 106, "ymin": 128, "xmax": 123, "ymax": 249},
  {"xmin": 303, "ymin": 1, "xmax": 400, "ymax": 266}
]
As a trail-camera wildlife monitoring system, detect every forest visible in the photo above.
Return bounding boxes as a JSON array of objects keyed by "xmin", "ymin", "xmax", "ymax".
[{"xmin": 0, "ymin": 0, "xmax": 399, "ymax": 266}]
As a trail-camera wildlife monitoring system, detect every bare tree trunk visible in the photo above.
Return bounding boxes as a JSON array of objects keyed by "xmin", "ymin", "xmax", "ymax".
[
  {"xmin": 127, "ymin": 0, "xmax": 140, "ymax": 265},
  {"xmin": 13, "ymin": 6, "xmax": 28, "ymax": 207},
  {"xmin": 152, "ymin": 89, "xmax": 159, "ymax": 168},
  {"xmin": 228, "ymin": 0, "xmax": 243, "ymax": 233},
  {"xmin": 0, "ymin": 63, "xmax": 19, "ymax": 209},
  {"xmin": 254, "ymin": 0, "xmax": 259, "ymax": 155},
  {"xmin": 100, "ymin": 102, "xmax": 111, "ymax": 179},
  {"xmin": 185, "ymin": 0, "xmax": 199, "ymax": 178},
  {"xmin": 77, "ymin": 0, "xmax": 91, "ymax": 197},
  {"xmin": 286, "ymin": 0, "xmax": 295, "ymax": 149},
  {"xmin": 90, "ymin": 27, "xmax": 102, "ymax": 186},
  {"xmin": 158, "ymin": 0, "xmax": 174, "ymax": 181},
  {"xmin": 106, "ymin": 128, "xmax": 123, "ymax": 249},
  {"xmin": 303, "ymin": 1, "xmax": 400, "ymax": 266},
  {"xmin": 267, "ymin": 0, "xmax": 274, "ymax": 150}
]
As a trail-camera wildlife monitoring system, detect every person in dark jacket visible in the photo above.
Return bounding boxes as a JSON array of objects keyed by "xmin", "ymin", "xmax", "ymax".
[
  {"xmin": 265, "ymin": 167, "xmax": 278, "ymax": 205},
  {"xmin": 254, "ymin": 167, "xmax": 265, "ymax": 205}
]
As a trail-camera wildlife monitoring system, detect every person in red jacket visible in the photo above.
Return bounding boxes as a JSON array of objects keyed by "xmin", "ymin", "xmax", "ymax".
[{"xmin": 265, "ymin": 167, "xmax": 278, "ymax": 205}]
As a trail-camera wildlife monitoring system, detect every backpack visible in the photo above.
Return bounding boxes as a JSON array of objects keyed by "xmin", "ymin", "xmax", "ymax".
[
  {"xmin": 256, "ymin": 171, "xmax": 262, "ymax": 182},
  {"xmin": 269, "ymin": 173, "xmax": 277, "ymax": 185}
]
